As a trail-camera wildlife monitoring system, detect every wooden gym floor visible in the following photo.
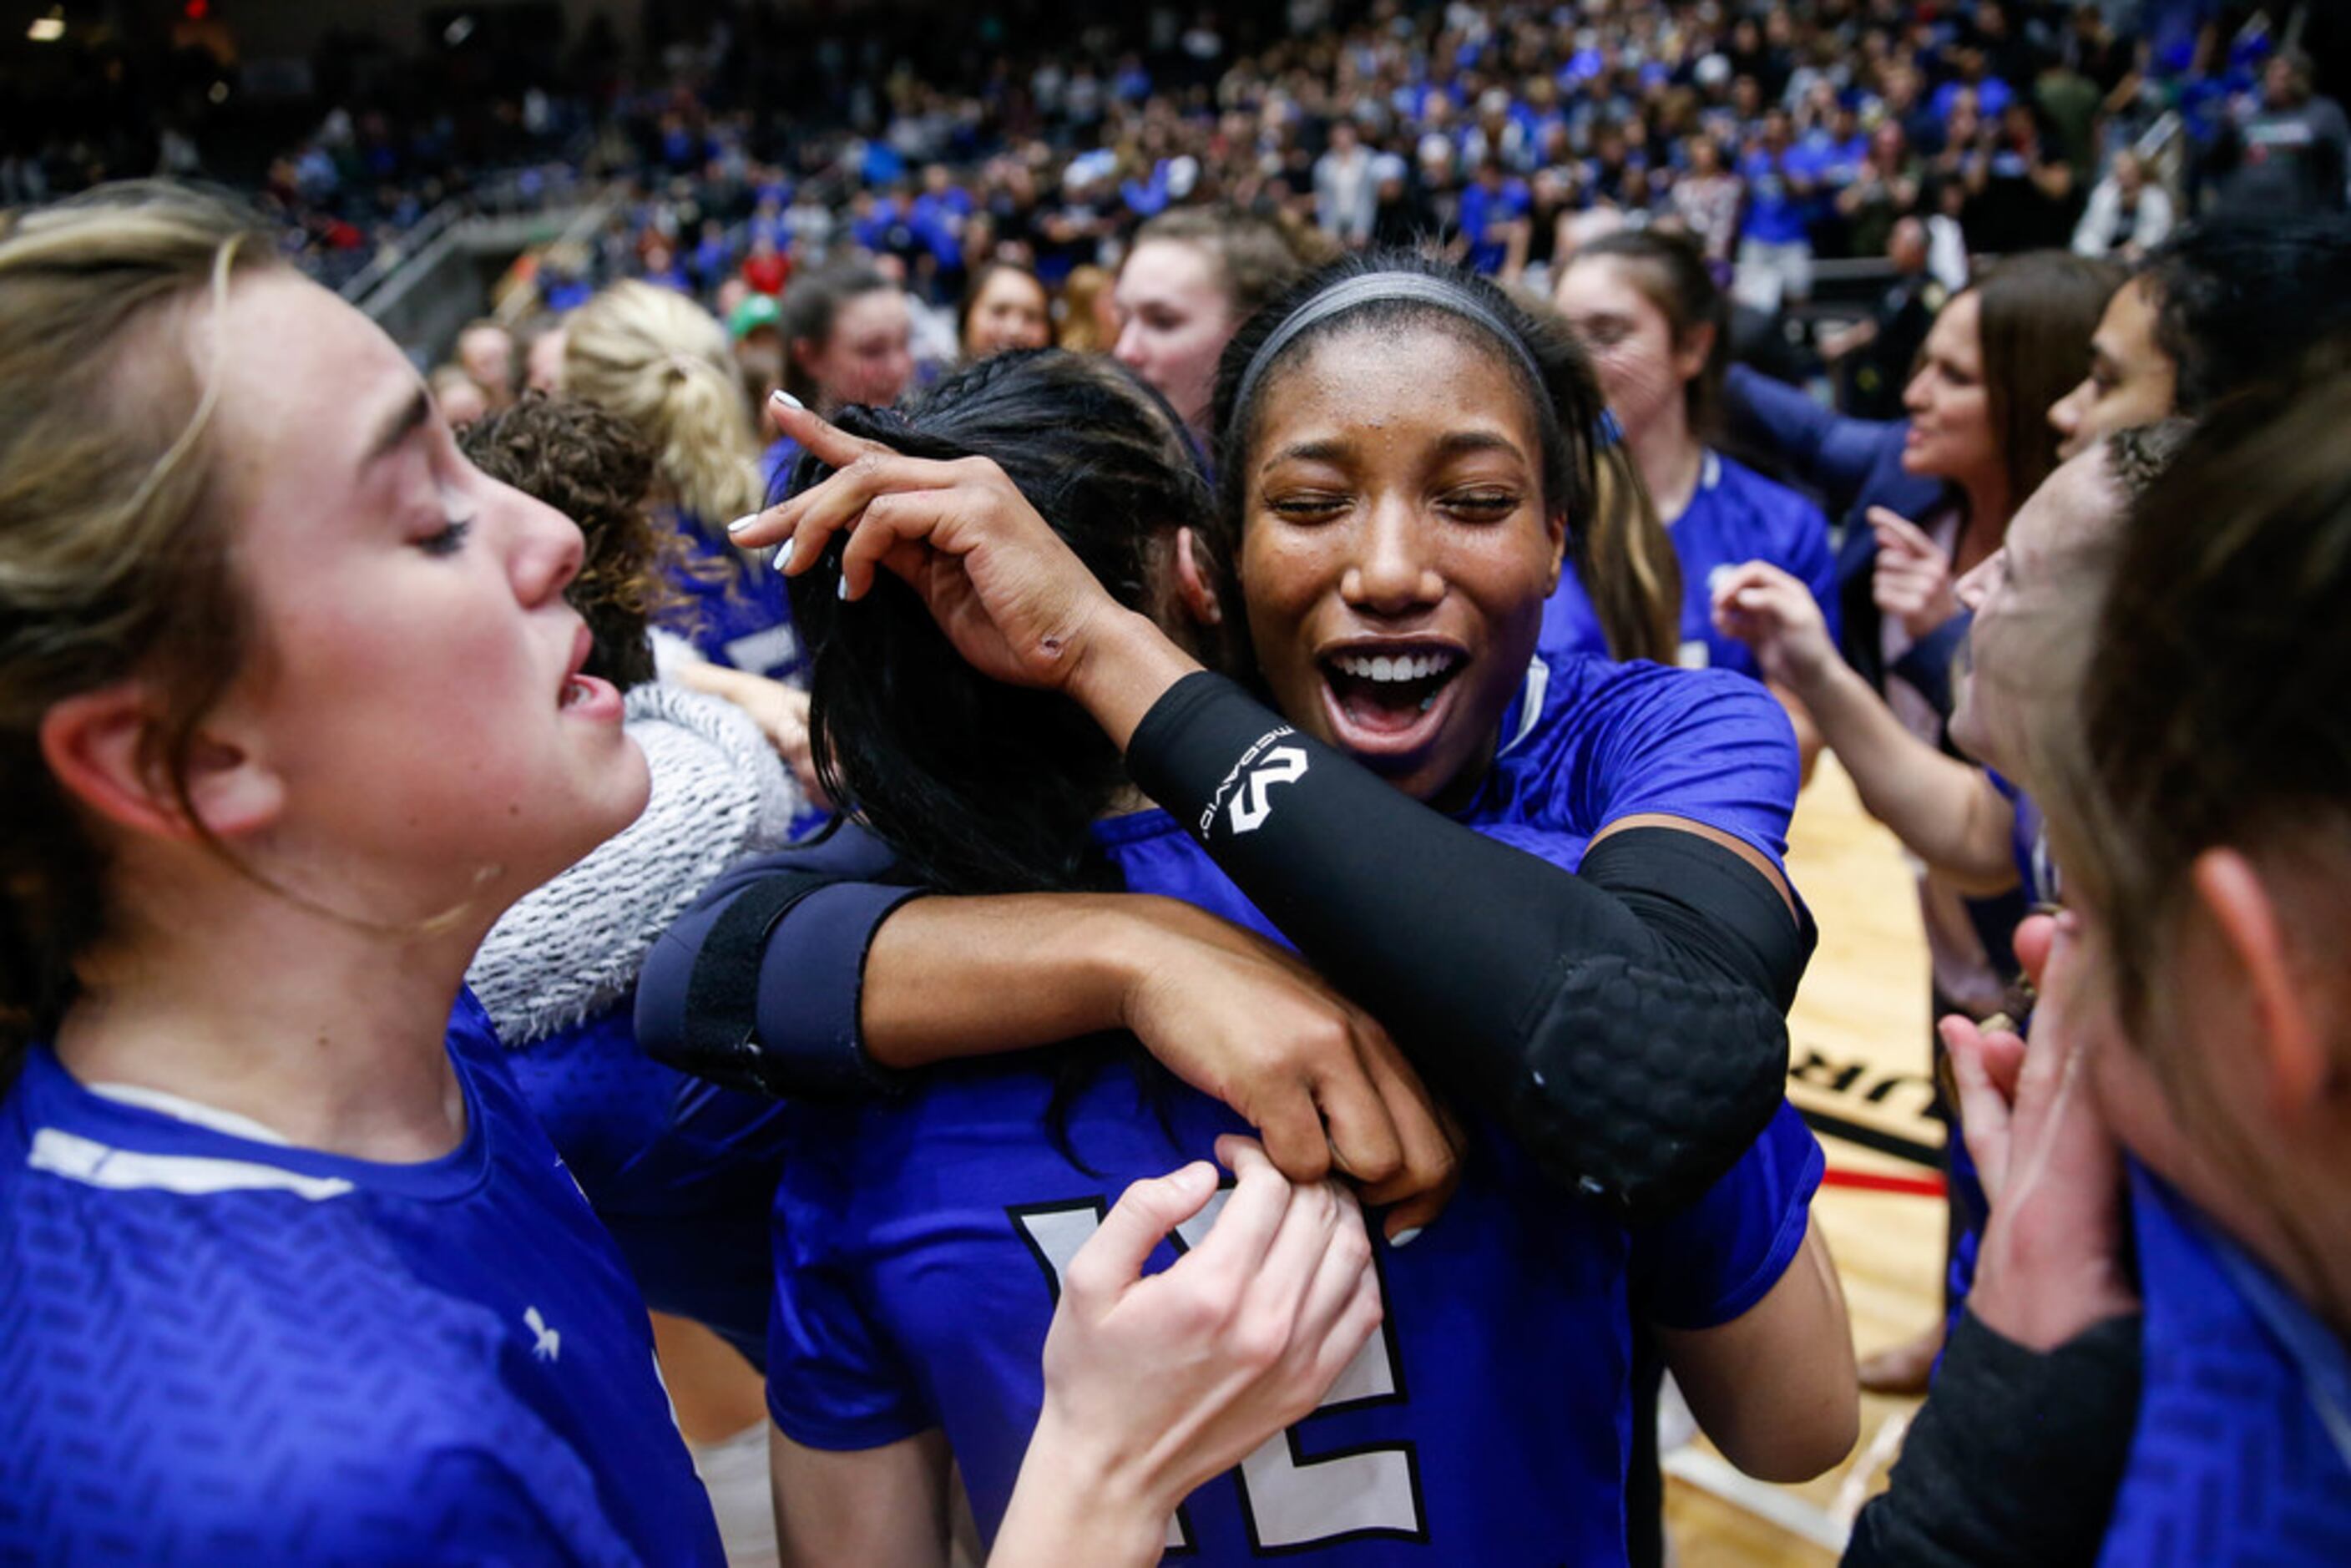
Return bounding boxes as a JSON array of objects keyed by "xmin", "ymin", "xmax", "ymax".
[{"xmin": 1662, "ymin": 754, "xmax": 1942, "ymax": 1563}]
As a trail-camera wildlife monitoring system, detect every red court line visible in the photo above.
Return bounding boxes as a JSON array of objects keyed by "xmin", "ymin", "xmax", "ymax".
[{"xmin": 1821, "ymin": 1167, "xmax": 1947, "ymax": 1198}]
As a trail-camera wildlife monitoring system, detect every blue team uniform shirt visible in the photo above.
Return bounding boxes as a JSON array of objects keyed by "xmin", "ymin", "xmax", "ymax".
[
  {"xmin": 664, "ymin": 507, "xmax": 805, "ymax": 684},
  {"xmin": 1542, "ymin": 451, "xmax": 1838, "ymax": 678},
  {"xmin": 1929, "ymin": 76, "xmax": 2015, "ymax": 125},
  {"xmin": 1740, "ymin": 146, "xmax": 1826, "ymax": 245},
  {"xmin": 503, "ymin": 1007, "xmax": 791, "ymax": 1362},
  {"xmin": 766, "ymin": 653, "xmax": 1821, "ymax": 1562},
  {"xmin": 1927, "ymin": 772, "xmax": 2051, "ymax": 1328},
  {"xmin": 2101, "ymin": 1165, "xmax": 2351, "ymax": 1565},
  {"xmin": 1808, "ymin": 130, "xmax": 1872, "ymax": 196},
  {"xmin": 1456, "ymin": 176, "xmax": 1529, "ymax": 275},
  {"xmin": 1986, "ymin": 770, "xmax": 2057, "ymax": 909},
  {"xmin": 0, "ymin": 993, "xmax": 725, "ymax": 1568}
]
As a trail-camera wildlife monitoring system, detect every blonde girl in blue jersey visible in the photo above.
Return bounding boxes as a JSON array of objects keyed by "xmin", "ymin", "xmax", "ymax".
[{"xmin": 0, "ymin": 180, "xmax": 1379, "ymax": 1567}]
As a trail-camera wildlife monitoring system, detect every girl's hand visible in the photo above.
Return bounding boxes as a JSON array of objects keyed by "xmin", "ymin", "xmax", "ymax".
[
  {"xmin": 993, "ymin": 1138, "xmax": 1383, "ymax": 1565},
  {"xmin": 731, "ymin": 396, "xmax": 1130, "ymax": 695},
  {"xmin": 1711, "ymin": 559, "xmax": 1840, "ymax": 695},
  {"xmin": 1114, "ymin": 898, "xmax": 1462, "ymax": 1243},
  {"xmin": 1869, "ymin": 507, "xmax": 1962, "ymax": 641},
  {"xmin": 1944, "ymin": 913, "xmax": 2139, "ymax": 1352},
  {"xmin": 751, "ymin": 680, "xmax": 829, "ymax": 811}
]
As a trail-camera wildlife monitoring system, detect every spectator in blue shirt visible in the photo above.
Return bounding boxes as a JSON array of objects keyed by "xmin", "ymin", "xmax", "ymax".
[
  {"xmin": 1736, "ymin": 109, "xmax": 1823, "ymax": 311},
  {"xmin": 1453, "ymin": 156, "xmax": 1528, "ymax": 276},
  {"xmin": 1931, "ymin": 45, "xmax": 2016, "ymax": 124}
]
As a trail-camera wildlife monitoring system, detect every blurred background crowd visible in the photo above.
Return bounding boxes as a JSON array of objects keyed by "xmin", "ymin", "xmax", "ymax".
[
  {"xmin": 8, "ymin": 6, "xmax": 2351, "ymax": 1564},
  {"xmin": 6, "ymin": 0, "xmax": 2343, "ymax": 430}
]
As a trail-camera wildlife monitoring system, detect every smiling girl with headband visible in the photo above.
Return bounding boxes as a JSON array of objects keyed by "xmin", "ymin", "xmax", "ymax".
[{"xmin": 662, "ymin": 256, "xmax": 1861, "ymax": 1560}]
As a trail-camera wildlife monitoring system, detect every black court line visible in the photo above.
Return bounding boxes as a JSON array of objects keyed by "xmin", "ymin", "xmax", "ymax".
[{"xmin": 1796, "ymin": 1103, "xmax": 1943, "ymax": 1170}]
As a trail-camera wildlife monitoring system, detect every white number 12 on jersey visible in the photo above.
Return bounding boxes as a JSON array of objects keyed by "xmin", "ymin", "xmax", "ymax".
[{"xmin": 1011, "ymin": 1191, "xmax": 1426, "ymax": 1552}]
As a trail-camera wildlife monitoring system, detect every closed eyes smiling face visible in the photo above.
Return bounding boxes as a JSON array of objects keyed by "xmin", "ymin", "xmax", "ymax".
[{"xmin": 1237, "ymin": 322, "xmax": 1565, "ymax": 808}]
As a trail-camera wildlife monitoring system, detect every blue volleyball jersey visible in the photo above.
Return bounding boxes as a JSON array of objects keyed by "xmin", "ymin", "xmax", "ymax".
[
  {"xmin": 1100, "ymin": 655, "xmax": 1801, "ymax": 931},
  {"xmin": 1541, "ymin": 452, "xmax": 1838, "ymax": 680},
  {"xmin": 1478, "ymin": 646, "xmax": 1802, "ymax": 865},
  {"xmin": 663, "ymin": 508, "xmax": 805, "ymax": 683},
  {"xmin": 0, "ymin": 993, "xmax": 726, "ymax": 1568},
  {"xmin": 2099, "ymin": 1165, "xmax": 2351, "ymax": 1566},
  {"xmin": 766, "ymin": 651, "xmax": 1820, "ymax": 1562},
  {"xmin": 503, "ymin": 1006, "xmax": 791, "ymax": 1362},
  {"xmin": 1984, "ymin": 770, "xmax": 2057, "ymax": 909}
]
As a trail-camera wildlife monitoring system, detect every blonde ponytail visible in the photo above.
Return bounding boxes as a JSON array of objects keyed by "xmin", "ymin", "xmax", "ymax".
[
  {"xmin": 562, "ymin": 281, "xmax": 764, "ymax": 536},
  {"xmin": 650, "ymin": 352, "xmax": 765, "ymax": 524}
]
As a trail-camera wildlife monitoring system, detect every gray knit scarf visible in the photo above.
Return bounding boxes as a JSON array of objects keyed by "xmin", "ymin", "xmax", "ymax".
[{"xmin": 468, "ymin": 681, "xmax": 802, "ymax": 1047}]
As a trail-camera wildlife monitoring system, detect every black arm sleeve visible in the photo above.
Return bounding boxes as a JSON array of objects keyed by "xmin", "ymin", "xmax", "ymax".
[
  {"xmin": 636, "ymin": 823, "xmax": 928, "ymax": 1100},
  {"xmin": 1125, "ymin": 672, "xmax": 1815, "ymax": 1218},
  {"xmin": 1845, "ymin": 1310, "xmax": 2141, "ymax": 1567}
]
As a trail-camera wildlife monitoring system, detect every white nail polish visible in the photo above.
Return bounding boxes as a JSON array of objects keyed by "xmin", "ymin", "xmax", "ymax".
[
  {"xmin": 1388, "ymin": 1226, "xmax": 1423, "ymax": 1249},
  {"xmin": 775, "ymin": 535, "xmax": 798, "ymax": 572},
  {"xmin": 726, "ymin": 513, "xmax": 761, "ymax": 535},
  {"xmin": 772, "ymin": 390, "xmax": 805, "ymax": 411},
  {"xmin": 835, "ymin": 572, "xmax": 851, "ymax": 600}
]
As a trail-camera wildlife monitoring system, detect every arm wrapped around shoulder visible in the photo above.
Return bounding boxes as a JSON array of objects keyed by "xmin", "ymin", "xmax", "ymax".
[
  {"xmin": 1125, "ymin": 672, "xmax": 1808, "ymax": 1220},
  {"xmin": 638, "ymin": 824, "xmax": 928, "ymax": 1100}
]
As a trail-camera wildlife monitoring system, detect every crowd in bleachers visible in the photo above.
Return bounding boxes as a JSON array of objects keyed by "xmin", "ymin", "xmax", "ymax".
[
  {"xmin": 525, "ymin": 1, "xmax": 2329, "ymax": 326},
  {"xmin": 8, "ymin": 3, "xmax": 2343, "ymax": 341}
]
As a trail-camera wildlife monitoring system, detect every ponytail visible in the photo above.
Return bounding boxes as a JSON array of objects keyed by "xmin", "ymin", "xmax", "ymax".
[
  {"xmin": 651, "ymin": 353, "xmax": 764, "ymax": 526},
  {"xmin": 1584, "ymin": 443, "xmax": 1684, "ymax": 665},
  {"xmin": 562, "ymin": 280, "xmax": 764, "ymax": 544}
]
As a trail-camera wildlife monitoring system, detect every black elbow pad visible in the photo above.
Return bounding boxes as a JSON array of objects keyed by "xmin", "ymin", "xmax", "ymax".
[{"xmin": 1507, "ymin": 952, "xmax": 1789, "ymax": 1221}]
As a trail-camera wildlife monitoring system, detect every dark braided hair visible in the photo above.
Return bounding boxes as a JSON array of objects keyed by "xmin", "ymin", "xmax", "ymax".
[{"xmin": 785, "ymin": 349, "xmax": 1216, "ymax": 897}]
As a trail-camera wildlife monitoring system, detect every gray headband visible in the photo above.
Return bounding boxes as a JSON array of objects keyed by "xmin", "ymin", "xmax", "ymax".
[{"xmin": 1230, "ymin": 272, "xmax": 1551, "ymax": 424}]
